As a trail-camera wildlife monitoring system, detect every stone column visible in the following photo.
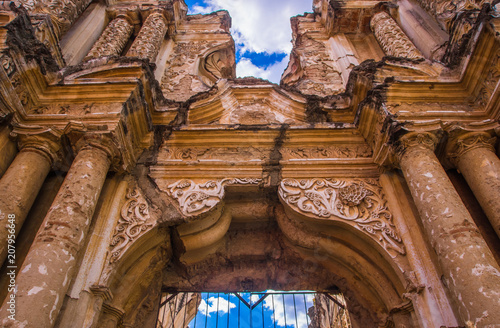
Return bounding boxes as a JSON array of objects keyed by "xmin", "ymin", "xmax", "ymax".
[
  {"xmin": 397, "ymin": 132, "xmax": 500, "ymax": 326},
  {"xmin": 370, "ymin": 11, "xmax": 424, "ymax": 59},
  {"xmin": 0, "ymin": 136, "xmax": 58, "ymax": 265},
  {"xmin": 0, "ymin": 139, "xmax": 112, "ymax": 328},
  {"xmin": 84, "ymin": 16, "xmax": 134, "ymax": 61},
  {"xmin": 0, "ymin": 126, "xmax": 17, "ymax": 178},
  {"xmin": 448, "ymin": 132, "xmax": 500, "ymax": 238},
  {"xmin": 126, "ymin": 11, "xmax": 168, "ymax": 62}
]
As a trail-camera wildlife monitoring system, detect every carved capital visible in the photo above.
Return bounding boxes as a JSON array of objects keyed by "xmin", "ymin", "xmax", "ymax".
[
  {"xmin": 73, "ymin": 134, "xmax": 119, "ymax": 163},
  {"xmin": 101, "ymin": 303, "xmax": 125, "ymax": 321},
  {"xmin": 11, "ymin": 127, "xmax": 62, "ymax": 164},
  {"xmin": 278, "ymin": 178, "xmax": 405, "ymax": 257},
  {"xmin": 165, "ymin": 178, "xmax": 262, "ymax": 217},
  {"xmin": 447, "ymin": 132, "xmax": 497, "ymax": 166},
  {"xmin": 396, "ymin": 132, "xmax": 438, "ymax": 161},
  {"xmin": 370, "ymin": 11, "xmax": 424, "ymax": 59}
]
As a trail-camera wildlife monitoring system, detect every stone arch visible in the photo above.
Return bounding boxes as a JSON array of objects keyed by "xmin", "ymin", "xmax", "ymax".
[{"xmin": 97, "ymin": 181, "xmax": 416, "ymax": 328}]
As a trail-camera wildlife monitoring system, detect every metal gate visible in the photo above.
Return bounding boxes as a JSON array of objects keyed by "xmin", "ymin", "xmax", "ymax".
[{"xmin": 156, "ymin": 291, "xmax": 351, "ymax": 328}]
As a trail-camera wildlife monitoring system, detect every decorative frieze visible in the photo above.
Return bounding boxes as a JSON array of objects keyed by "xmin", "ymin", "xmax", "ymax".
[
  {"xmin": 282, "ymin": 145, "xmax": 373, "ymax": 160},
  {"xmin": 370, "ymin": 12, "xmax": 424, "ymax": 60},
  {"xmin": 278, "ymin": 178, "xmax": 405, "ymax": 256},
  {"xmin": 109, "ymin": 188, "xmax": 156, "ymax": 263},
  {"xmin": 127, "ymin": 12, "xmax": 168, "ymax": 62},
  {"xmin": 84, "ymin": 16, "xmax": 133, "ymax": 61},
  {"xmin": 166, "ymin": 178, "xmax": 261, "ymax": 217}
]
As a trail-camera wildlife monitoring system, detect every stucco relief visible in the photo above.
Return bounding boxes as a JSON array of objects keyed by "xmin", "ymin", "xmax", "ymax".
[
  {"xmin": 109, "ymin": 188, "xmax": 156, "ymax": 263},
  {"xmin": 166, "ymin": 178, "xmax": 261, "ymax": 217},
  {"xmin": 279, "ymin": 178, "xmax": 405, "ymax": 257}
]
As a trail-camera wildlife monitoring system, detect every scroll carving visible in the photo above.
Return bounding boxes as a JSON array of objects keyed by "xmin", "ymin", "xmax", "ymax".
[
  {"xmin": 204, "ymin": 48, "xmax": 235, "ymax": 80},
  {"xmin": 166, "ymin": 178, "xmax": 261, "ymax": 217},
  {"xmin": 282, "ymin": 145, "xmax": 373, "ymax": 159},
  {"xmin": 127, "ymin": 12, "xmax": 168, "ymax": 62},
  {"xmin": 279, "ymin": 178, "xmax": 405, "ymax": 256},
  {"xmin": 370, "ymin": 12, "xmax": 424, "ymax": 60},
  {"xmin": 84, "ymin": 17, "xmax": 133, "ymax": 61},
  {"xmin": 109, "ymin": 188, "xmax": 155, "ymax": 263}
]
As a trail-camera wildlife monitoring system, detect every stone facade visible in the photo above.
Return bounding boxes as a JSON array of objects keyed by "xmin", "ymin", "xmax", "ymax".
[{"xmin": 0, "ymin": 0, "xmax": 499, "ymax": 327}]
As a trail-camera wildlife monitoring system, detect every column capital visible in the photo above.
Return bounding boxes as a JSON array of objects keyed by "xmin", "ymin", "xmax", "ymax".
[
  {"xmin": 90, "ymin": 285, "xmax": 113, "ymax": 302},
  {"xmin": 74, "ymin": 133, "xmax": 120, "ymax": 163},
  {"xmin": 12, "ymin": 128, "xmax": 62, "ymax": 165},
  {"xmin": 447, "ymin": 131, "xmax": 497, "ymax": 166},
  {"xmin": 395, "ymin": 132, "xmax": 438, "ymax": 161}
]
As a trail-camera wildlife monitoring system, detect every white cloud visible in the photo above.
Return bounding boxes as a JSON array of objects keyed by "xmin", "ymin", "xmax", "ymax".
[
  {"xmin": 194, "ymin": 0, "xmax": 311, "ymax": 54},
  {"xmin": 198, "ymin": 296, "xmax": 237, "ymax": 317},
  {"xmin": 236, "ymin": 55, "xmax": 289, "ymax": 83},
  {"xmin": 263, "ymin": 292, "xmax": 314, "ymax": 328}
]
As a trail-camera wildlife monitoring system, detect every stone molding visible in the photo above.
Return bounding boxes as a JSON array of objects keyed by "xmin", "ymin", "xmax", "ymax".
[
  {"xmin": 395, "ymin": 132, "xmax": 438, "ymax": 161},
  {"xmin": 370, "ymin": 11, "xmax": 424, "ymax": 60},
  {"xmin": 109, "ymin": 188, "xmax": 156, "ymax": 263},
  {"xmin": 101, "ymin": 303, "xmax": 125, "ymax": 321},
  {"xmin": 415, "ymin": 0, "xmax": 488, "ymax": 30},
  {"xmin": 84, "ymin": 15, "xmax": 134, "ymax": 61},
  {"xmin": 127, "ymin": 11, "xmax": 168, "ymax": 62},
  {"xmin": 278, "ymin": 178, "xmax": 405, "ymax": 257},
  {"xmin": 447, "ymin": 131, "xmax": 497, "ymax": 165},
  {"xmin": 166, "ymin": 178, "xmax": 262, "ymax": 217},
  {"xmin": 90, "ymin": 285, "xmax": 113, "ymax": 302}
]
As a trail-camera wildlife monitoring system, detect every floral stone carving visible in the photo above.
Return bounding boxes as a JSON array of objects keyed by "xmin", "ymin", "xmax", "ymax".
[
  {"xmin": 109, "ymin": 188, "xmax": 155, "ymax": 263},
  {"xmin": 279, "ymin": 178, "xmax": 405, "ymax": 257},
  {"xmin": 166, "ymin": 178, "xmax": 261, "ymax": 217}
]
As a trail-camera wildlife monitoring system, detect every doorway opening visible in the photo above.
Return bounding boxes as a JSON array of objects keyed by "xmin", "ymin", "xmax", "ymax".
[{"xmin": 156, "ymin": 290, "xmax": 352, "ymax": 328}]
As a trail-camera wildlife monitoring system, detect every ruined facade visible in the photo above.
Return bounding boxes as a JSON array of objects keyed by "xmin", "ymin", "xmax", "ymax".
[{"xmin": 0, "ymin": 0, "xmax": 499, "ymax": 327}]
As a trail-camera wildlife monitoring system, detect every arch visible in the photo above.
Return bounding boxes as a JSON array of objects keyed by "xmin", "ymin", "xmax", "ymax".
[{"xmin": 97, "ymin": 184, "xmax": 416, "ymax": 328}]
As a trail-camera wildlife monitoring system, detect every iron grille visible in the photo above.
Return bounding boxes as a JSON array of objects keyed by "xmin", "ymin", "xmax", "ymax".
[{"xmin": 156, "ymin": 291, "xmax": 351, "ymax": 328}]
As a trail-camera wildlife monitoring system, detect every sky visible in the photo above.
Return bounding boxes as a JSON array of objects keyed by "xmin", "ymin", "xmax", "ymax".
[
  {"xmin": 187, "ymin": 292, "xmax": 316, "ymax": 328},
  {"xmin": 184, "ymin": 0, "xmax": 313, "ymax": 84}
]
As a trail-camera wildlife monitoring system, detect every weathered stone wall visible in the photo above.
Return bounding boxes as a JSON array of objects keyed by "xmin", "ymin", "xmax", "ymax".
[{"xmin": 0, "ymin": 0, "xmax": 499, "ymax": 327}]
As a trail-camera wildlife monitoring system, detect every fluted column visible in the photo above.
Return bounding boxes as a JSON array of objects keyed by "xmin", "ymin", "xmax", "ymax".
[
  {"xmin": 0, "ymin": 138, "xmax": 112, "ymax": 328},
  {"xmin": 84, "ymin": 16, "xmax": 134, "ymax": 61},
  {"xmin": 126, "ymin": 11, "xmax": 168, "ymax": 62},
  {"xmin": 448, "ymin": 132, "xmax": 500, "ymax": 238},
  {"xmin": 370, "ymin": 11, "xmax": 424, "ymax": 59},
  {"xmin": 0, "ymin": 136, "xmax": 58, "ymax": 265},
  {"xmin": 397, "ymin": 132, "xmax": 500, "ymax": 326}
]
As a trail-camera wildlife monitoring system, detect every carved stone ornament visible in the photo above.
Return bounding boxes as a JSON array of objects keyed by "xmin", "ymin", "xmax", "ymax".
[
  {"xmin": 395, "ymin": 132, "xmax": 438, "ymax": 160},
  {"xmin": 166, "ymin": 178, "xmax": 262, "ymax": 217},
  {"xmin": 415, "ymin": 0, "xmax": 488, "ymax": 30},
  {"xmin": 279, "ymin": 178, "xmax": 405, "ymax": 256},
  {"xmin": 109, "ymin": 188, "xmax": 156, "ymax": 263},
  {"xmin": 370, "ymin": 12, "xmax": 424, "ymax": 60},
  {"xmin": 84, "ymin": 16, "xmax": 133, "ymax": 61},
  {"xmin": 448, "ymin": 132, "xmax": 497, "ymax": 164},
  {"xmin": 127, "ymin": 12, "xmax": 168, "ymax": 62}
]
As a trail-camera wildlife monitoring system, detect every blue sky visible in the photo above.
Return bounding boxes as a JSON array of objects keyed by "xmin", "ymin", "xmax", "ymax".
[
  {"xmin": 184, "ymin": 0, "xmax": 313, "ymax": 83},
  {"xmin": 187, "ymin": 292, "xmax": 315, "ymax": 328}
]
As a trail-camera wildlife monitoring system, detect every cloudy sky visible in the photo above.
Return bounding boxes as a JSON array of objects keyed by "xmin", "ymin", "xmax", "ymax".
[
  {"xmin": 184, "ymin": 0, "xmax": 313, "ymax": 83},
  {"xmin": 187, "ymin": 292, "xmax": 315, "ymax": 328}
]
